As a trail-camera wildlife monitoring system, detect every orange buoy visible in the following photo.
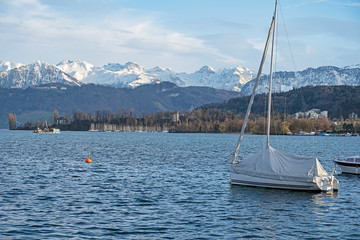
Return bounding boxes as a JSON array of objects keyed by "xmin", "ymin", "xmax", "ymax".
[{"xmin": 85, "ymin": 158, "xmax": 92, "ymax": 163}]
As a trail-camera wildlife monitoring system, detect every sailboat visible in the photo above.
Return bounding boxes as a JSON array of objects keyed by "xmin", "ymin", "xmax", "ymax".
[{"xmin": 229, "ymin": 0, "xmax": 338, "ymax": 192}]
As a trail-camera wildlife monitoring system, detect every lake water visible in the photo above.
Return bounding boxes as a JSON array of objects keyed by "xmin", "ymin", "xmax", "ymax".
[{"xmin": 1, "ymin": 130, "xmax": 359, "ymax": 239}]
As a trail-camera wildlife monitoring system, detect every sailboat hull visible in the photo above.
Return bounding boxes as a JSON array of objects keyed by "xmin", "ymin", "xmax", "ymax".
[{"xmin": 230, "ymin": 172, "xmax": 325, "ymax": 191}]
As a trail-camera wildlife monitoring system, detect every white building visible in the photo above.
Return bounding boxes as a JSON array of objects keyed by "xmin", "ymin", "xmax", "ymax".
[{"xmin": 294, "ymin": 109, "xmax": 328, "ymax": 119}]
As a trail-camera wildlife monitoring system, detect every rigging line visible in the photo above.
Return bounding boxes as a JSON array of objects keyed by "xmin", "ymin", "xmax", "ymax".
[
  {"xmin": 279, "ymin": 2, "xmax": 316, "ymax": 156},
  {"xmin": 276, "ymin": 9, "xmax": 288, "ymax": 143},
  {"xmin": 279, "ymin": 1, "xmax": 308, "ymax": 113},
  {"xmin": 278, "ymin": 2, "xmax": 297, "ymax": 73}
]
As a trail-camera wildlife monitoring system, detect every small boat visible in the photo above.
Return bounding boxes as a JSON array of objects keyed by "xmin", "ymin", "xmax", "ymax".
[
  {"xmin": 33, "ymin": 127, "xmax": 60, "ymax": 133},
  {"xmin": 333, "ymin": 156, "xmax": 360, "ymax": 174},
  {"xmin": 33, "ymin": 128, "xmax": 42, "ymax": 133},
  {"xmin": 229, "ymin": 0, "xmax": 338, "ymax": 192},
  {"xmin": 48, "ymin": 128, "xmax": 60, "ymax": 133}
]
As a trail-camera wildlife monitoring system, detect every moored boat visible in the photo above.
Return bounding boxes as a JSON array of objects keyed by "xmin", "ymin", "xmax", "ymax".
[
  {"xmin": 229, "ymin": 0, "xmax": 338, "ymax": 192},
  {"xmin": 34, "ymin": 128, "xmax": 42, "ymax": 133},
  {"xmin": 333, "ymin": 156, "xmax": 360, "ymax": 174},
  {"xmin": 33, "ymin": 127, "xmax": 60, "ymax": 133}
]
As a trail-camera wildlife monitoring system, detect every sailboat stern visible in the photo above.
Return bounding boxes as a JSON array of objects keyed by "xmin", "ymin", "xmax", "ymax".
[
  {"xmin": 332, "ymin": 176, "xmax": 339, "ymax": 191},
  {"xmin": 314, "ymin": 175, "xmax": 339, "ymax": 192},
  {"xmin": 312, "ymin": 159, "xmax": 339, "ymax": 192}
]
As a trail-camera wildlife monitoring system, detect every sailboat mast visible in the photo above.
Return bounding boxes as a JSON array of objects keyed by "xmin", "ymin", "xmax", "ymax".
[
  {"xmin": 231, "ymin": 10, "xmax": 276, "ymax": 164},
  {"xmin": 266, "ymin": 0, "xmax": 278, "ymax": 147}
]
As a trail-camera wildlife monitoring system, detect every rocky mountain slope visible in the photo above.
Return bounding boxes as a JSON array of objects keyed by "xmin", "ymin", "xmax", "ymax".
[
  {"xmin": 0, "ymin": 61, "xmax": 82, "ymax": 88},
  {"xmin": 241, "ymin": 65, "xmax": 360, "ymax": 95}
]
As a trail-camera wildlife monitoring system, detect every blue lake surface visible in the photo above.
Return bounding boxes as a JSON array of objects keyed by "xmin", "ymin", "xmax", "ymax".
[{"xmin": 0, "ymin": 129, "xmax": 359, "ymax": 239}]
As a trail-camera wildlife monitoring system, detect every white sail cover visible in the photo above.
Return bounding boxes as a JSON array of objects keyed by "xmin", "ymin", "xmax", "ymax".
[{"xmin": 231, "ymin": 146, "xmax": 329, "ymax": 182}]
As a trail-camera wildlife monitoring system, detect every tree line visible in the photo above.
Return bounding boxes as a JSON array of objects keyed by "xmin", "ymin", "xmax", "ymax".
[{"xmin": 11, "ymin": 108, "xmax": 360, "ymax": 134}]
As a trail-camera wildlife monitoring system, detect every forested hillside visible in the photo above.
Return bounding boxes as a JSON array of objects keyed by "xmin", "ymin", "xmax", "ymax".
[
  {"xmin": 204, "ymin": 86, "xmax": 360, "ymax": 119},
  {"xmin": 0, "ymin": 82, "xmax": 239, "ymax": 128}
]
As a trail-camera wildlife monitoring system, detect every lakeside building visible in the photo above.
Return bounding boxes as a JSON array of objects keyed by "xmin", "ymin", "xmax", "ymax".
[
  {"xmin": 294, "ymin": 109, "xmax": 328, "ymax": 119},
  {"xmin": 349, "ymin": 112, "xmax": 359, "ymax": 119}
]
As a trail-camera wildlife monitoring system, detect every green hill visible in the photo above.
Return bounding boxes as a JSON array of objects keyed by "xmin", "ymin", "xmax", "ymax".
[{"xmin": 203, "ymin": 85, "xmax": 360, "ymax": 119}]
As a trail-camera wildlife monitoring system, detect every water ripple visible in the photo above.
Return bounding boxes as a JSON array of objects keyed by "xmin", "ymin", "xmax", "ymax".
[{"xmin": 0, "ymin": 130, "xmax": 359, "ymax": 239}]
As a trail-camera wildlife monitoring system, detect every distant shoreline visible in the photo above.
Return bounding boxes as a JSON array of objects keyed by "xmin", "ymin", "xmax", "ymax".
[{"xmin": 7, "ymin": 128, "xmax": 360, "ymax": 137}]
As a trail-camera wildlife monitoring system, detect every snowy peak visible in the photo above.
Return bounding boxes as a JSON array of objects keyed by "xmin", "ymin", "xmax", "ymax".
[
  {"xmin": 148, "ymin": 66, "xmax": 168, "ymax": 73},
  {"xmin": 103, "ymin": 62, "xmax": 144, "ymax": 74},
  {"xmin": 57, "ymin": 59, "xmax": 94, "ymax": 70},
  {"xmin": 0, "ymin": 61, "xmax": 24, "ymax": 72},
  {"xmin": 343, "ymin": 64, "xmax": 360, "ymax": 69},
  {"xmin": 195, "ymin": 66, "xmax": 215, "ymax": 74},
  {"xmin": 0, "ymin": 61, "xmax": 82, "ymax": 88},
  {"xmin": 232, "ymin": 66, "xmax": 256, "ymax": 87},
  {"xmin": 233, "ymin": 65, "xmax": 254, "ymax": 75},
  {"xmin": 179, "ymin": 65, "xmax": 254, "ymax": 91},
  {"xmin": 56, "ymin": 60, "xmax": 95, "ymax": 81}
]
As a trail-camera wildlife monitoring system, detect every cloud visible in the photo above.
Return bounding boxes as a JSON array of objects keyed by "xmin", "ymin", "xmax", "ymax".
[
  {"xmin": 288, "ymin": 16, "xmax": 360, "ymax": 42},
  {"xmin": 305, "ymin": 46, "xmax": 318, "ymax": 55},
  {"xmin": 344, "ymin": 2, "xmax": 360, "ymax": 7},
  {"xmin": 316, "ymin": 0, "xmax": 360, "ymax": 7},
  {"xmin": 0, "ymin": 0, "xmax": 248, "ymax": 72},
  {"xmin": 2, "ymin": 0, "xmax": 356, "ymax": 73}
]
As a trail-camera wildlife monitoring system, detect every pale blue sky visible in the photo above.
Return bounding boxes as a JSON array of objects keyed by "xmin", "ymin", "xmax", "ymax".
[{"xmin": 0, "ymin": 0, "xmax": 359, "ymax": 72}]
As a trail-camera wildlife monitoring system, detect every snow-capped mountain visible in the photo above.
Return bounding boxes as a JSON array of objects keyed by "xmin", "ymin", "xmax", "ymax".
[
  {"xmin": 56, "ymin": 61, "xmax": 158, "ymax": 88},
  {"xmin": 241, "ymin": 65, "xmax": 360, "ymax": 96},
  {"xmin": 0, "ymin": 60, "xmax": 82, "ymax": 88},
  {"xmin": 56, "ymin": 60, "xmax": 94, "ymax": 81},
  {"xmin": 55, "ymin": 60, "xmax": 255, "ymax": 91},
  {"xmin": 179, "ymin": 65, "xmax": 255, "ymax": 91},
  {"xmin": 1, "ymin": 60, "xmax": 359, "ymax": 93},
  {"xmin": 0, "ymin": 61, "xmax": 24, "ymax": 72},
  {"xmin": 0, "ymin": 59, "xmax": 256, "ymax": 90}
]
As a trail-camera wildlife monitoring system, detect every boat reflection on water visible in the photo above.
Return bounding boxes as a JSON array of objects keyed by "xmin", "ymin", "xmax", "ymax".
[{"xmin": 230, "ymin": 184, "xmax": 338, "ymax": 202}]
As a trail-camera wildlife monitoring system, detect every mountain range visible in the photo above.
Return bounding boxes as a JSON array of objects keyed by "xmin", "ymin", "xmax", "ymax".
[
  {"xmin": 0, "ymin": 60, "xmax": 255, "ymax": 91},
  {"xmin": 240, "ymin": 65, "xmax": 360, "ymax": 95},
  {"xmin": 1, "ymin": 60, "xmax": 359, "ymax": 94}
]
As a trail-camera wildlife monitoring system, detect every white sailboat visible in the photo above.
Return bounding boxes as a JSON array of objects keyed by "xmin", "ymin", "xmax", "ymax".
[{"xmin": 229, "ymin": 0, "xmax": 338, "ymax": 192}]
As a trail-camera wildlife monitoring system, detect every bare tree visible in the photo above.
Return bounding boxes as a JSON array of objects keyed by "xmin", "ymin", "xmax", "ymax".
[
  {"xmin": 8, "ymin": 113, "xmax": 17, "ymax": 130},
  {"xmin": 53, "ymin": 109, "xmax": 59, "ymax": 125}
]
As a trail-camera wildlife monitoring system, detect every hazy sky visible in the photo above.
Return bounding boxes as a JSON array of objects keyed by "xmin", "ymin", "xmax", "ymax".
[{"xmin": 1, "ymin": 0, "xmax": 359, "ymax": 73}]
